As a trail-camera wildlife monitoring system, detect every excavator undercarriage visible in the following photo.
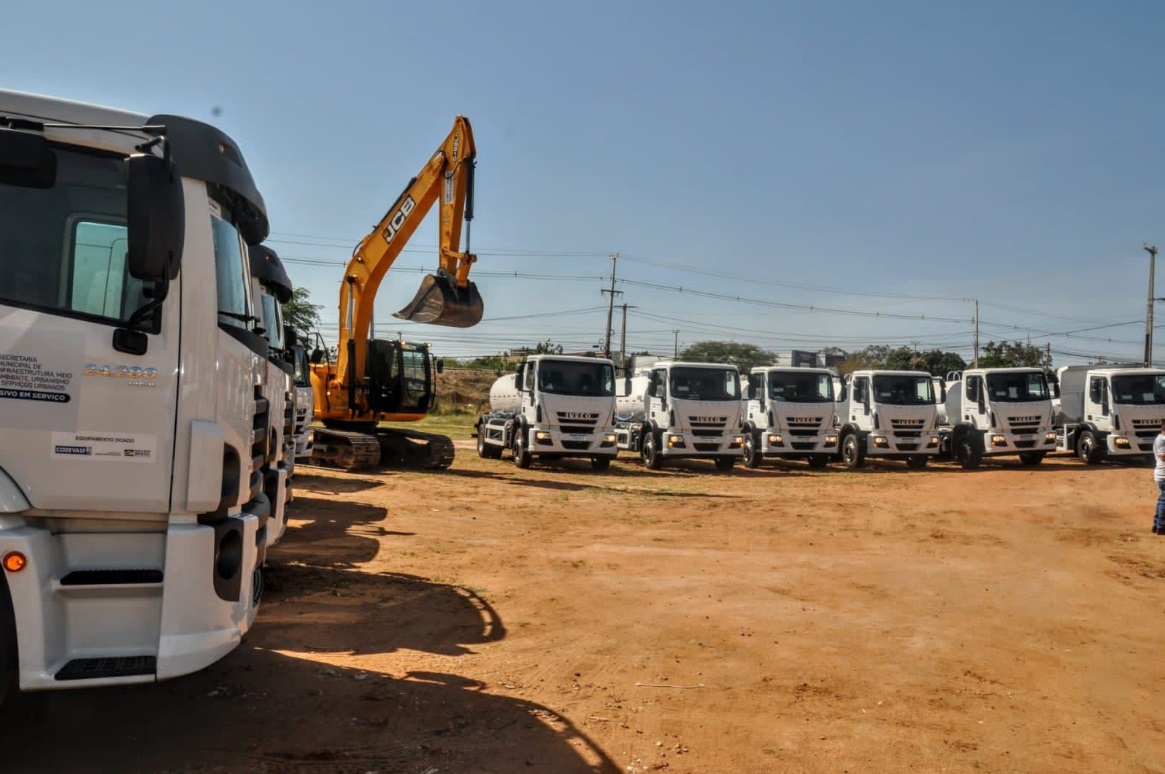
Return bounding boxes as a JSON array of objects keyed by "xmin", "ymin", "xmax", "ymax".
[{"xmin": 310, "ymin": 425, "xmax": 455, "ymax": 471}]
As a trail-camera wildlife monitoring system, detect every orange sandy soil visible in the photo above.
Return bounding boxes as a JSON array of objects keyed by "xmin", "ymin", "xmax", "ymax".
[{"xmin": 3, "ymin": 447, "xmax": 1164, "ymax": 773}]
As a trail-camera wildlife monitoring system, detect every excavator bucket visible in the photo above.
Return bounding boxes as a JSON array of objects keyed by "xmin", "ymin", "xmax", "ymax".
[{"xmin": 393, "ymin": 272, "xmax": 484, "ymax": 328}]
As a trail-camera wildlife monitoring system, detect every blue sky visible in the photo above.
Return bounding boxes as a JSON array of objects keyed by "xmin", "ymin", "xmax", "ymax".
[{"xmin": 8, "ymin": 0, "xmax": 1165, "ymax": 365}]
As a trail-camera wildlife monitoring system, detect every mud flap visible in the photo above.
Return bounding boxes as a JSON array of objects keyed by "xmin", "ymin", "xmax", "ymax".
[{"xmin": 394, "ymin": 272, "xmax": 484, "ymax": 328}]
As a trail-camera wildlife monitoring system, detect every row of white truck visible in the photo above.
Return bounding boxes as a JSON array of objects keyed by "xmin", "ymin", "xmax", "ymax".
[{"xmin": 475, "ymin": 355, "xmax": 1165, "ymax": 471}]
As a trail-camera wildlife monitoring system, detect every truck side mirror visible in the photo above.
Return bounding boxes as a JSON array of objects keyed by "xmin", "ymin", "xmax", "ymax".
[
  {"xmin": 310, "ymin": 348, "xmax": 325, "ymax": 364},
  {"xmin": 647, "ymin": 382, "xmax": 657, "ymax": 398},
  {"xmin": 126, "ymin": 152, "xmax": 185, "ymax": 281},
  {"xmin": 284, "ymin": 326, "xmax": 298, "ymax": 347},
  {"xmin": 435, "ymin": 358, "xmax": 444, "ymax": 374},
  {"xmin": 515, "ymin": 363, "xmax": 525, "ymax": 392}
]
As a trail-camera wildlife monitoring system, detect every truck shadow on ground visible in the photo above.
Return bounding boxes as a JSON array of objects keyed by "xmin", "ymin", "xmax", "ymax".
[
  {"xmin": 442, "ymin": 466, "xmax": 746, "ymax": 496},
  {"xmin": 0, "ymin": 648, "xmax": 618, "ymax": 773},
  {"xmin": 291, "ymin": 470, "xmax": 388, "ymax": 494},
  {"xmin": 277, "ymin": 493, "xmax": 394, "ymax": 567}
]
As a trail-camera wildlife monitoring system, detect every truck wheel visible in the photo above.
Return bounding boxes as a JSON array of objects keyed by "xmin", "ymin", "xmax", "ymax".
[
  {"xmin": 512, "ymin": 432, "xmax": 532, "ymax": 469},
  {"xmin": 477, "ymin": 425, "xmax": 502, "ymax": 459},
  {"xmin": 0, "ymin": 578, "xmax": 16, "ymax": 707},
  {"xmin": 591, "ymin": 456, "xmax": 611, "ymax": 472},
  {"xmin": 841, "ymin": 433, "xmax": 865, "ymax": 469},
  {"xmin": 714, "ymin": 456, "xmax": 735, "ymax": 472},
  {"xmin": 957, "ymin": 436, "xmax": 982, "ymax": 470},
  {"xmin": 907, "ymin": 455, "xmax": 929, "ymax": 470},
  {"xmin": 742, "ymin": 432, "xmax": 761, "ymax": 469},
  {"xmin": 806, "ymin": 455, "xmax": 830, "ymax": 469},
  {"xmin": 1018, "ymin": 451, "xmax": 1046, "ymax": 466},
  {"xmin": 642, "ymin": 432, "xmax": 663, "ymax": 470},
  {"xmin": 1077, "ymin": 431, "xmax": 1102, "ymax": 465}
]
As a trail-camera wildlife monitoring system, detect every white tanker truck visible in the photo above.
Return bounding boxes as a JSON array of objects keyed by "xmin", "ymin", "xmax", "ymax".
[
  {"xmin": 475, "ymin": 355, "xmax": 618, "ymax": 470},
  {"xmin": 613, "ymin": 361, "xmax": 744, "ymax": 471}
]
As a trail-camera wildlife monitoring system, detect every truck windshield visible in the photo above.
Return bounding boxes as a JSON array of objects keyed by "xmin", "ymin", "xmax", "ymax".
[
  {"xmin": 0, "ymin": 143, "xmax": 155, "ymax": 325},
  {"xmin": 669, "ymin": 367, "xmax": 740, "ymax": 401},
  {"xmin": 985, "ymin": 372, "xmax": 1050, "ymax": 402},
  {"xmin": 1111, "ymin": 374, "xmax": 1165, "ymax": 405},
  {"xmin": 538, "ymin": 361, "xmax": 615, "ymax": 396},
  {"xmin": 770, "ymin": 371, "xmax": 833, "ymax": 402},
  {"xmin": 872, "ymin": 374, "xmax": 933, "ymax": 405}
]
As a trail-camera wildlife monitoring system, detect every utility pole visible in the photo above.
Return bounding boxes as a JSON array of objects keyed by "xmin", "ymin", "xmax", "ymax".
[
  {"xmin": 619, "ymin": 304, "xmax": 636, "ymax": 369},
  {"xmin": 972, "ymin": 299, "xmax": 979, "ymax": 368},
  {"xmin": 673, "ymin": 330, "xmax": 680, "ymax": 358},
  {"xmin": 601, "ymin": 253, "xmax": 621, "ymax": 359},
  {"xmin": 1145, "ymin": 244, "xmax": 1158, "ymax": 367}
]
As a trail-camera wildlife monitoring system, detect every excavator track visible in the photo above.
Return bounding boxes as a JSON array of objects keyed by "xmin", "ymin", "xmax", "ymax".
[
  {"xmin": 309, "ymin": 427, "xmax": 455, "ymax": 471},
  {"xmin": 377, "ymin": 428, "xmax": 456, "ymax": 470},
  {"xmin": 309, "ymin": 429, "xmax": 382, "ymax": 471}
]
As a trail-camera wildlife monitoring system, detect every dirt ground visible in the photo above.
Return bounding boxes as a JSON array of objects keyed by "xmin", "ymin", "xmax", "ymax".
[{"xmin": 4, "ymin": 445, "xmax": 1165, "ymax": 773}]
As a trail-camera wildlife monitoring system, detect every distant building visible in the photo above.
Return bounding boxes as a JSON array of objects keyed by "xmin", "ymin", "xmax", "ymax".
[{"xmin": 770, "ymin": 349, "xmax": 844, "ymax": 371}]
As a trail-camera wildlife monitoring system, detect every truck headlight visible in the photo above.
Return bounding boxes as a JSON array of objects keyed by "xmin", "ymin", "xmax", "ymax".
[
  {"xmin": 991, "ymin": 434, "xmax": 1006, "ymax": 446},
  {"xmin": 534, "ymin": 430, "xmax": 552, "ymax": 445},
  {"xmin": 1114, "ymin": 436, "xmax": 1131, "ymax": 448},
  {"xmin": 768, "ymin": 434, "xmax": 783, "ymax": 445},
  {"xmin": 601, "ymin": 433, "xmax": 616, "ymax": 446},
  {"xmin": 873, "ymin": 436, "xmax": 888, "ymax": 448},
  {"xmin": 668, "ymin": 435, "xmax": 686, "ymax": 448},
  {"xmin": 927, "ymin": 436, "xmax": 939, "ymax": 447},
  {"xmin": 730, "ymin": 435, "xmax": 744, "ymax": 448},
  {"xmin": 824, "ymin": 434, "xmax": 838, "ymax": 446},
  {"xmin": 1044, "ymin": 431, "xmax": 1057, "ymax": 443}
]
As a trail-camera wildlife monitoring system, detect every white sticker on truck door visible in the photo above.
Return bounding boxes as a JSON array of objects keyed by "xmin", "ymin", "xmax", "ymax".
[{"xmin": 50, "ymin": 432, "xmax": 157, "ymax": 463}]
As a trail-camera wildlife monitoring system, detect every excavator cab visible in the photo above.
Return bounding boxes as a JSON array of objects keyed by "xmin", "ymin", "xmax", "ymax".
[{"xmin": 394, "ymin": 269, "xmax": 484, "ymax": 328}]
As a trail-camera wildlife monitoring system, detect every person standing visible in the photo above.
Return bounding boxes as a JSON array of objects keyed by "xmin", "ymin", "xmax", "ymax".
[{"xmin": 1155, "ymin": 421, "xmax": 1165, "ymax": 534}]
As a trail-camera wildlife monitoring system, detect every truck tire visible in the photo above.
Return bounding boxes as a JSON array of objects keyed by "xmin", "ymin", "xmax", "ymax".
[
  {"xmin": 806, "ymin": 455, "xmax": 830, "ymax": 469},
  {"xmin": 742, "ymin": 432, "xmax": 762, "ymax": 469},
  {"xmin": 841, "ymin": 433, "xmax": 866, "ymax": 469},
  {"xmin": 0, "ymin": 578, "xmax": 16, "ymax": 707},
  {"xmin": 477, "ymin": 425, "xmax": 502, "ymax": 459},
  {"xmin": 1077, "ymin": 431, "xmax": 1102, "ymax": 465},
  {"xmin": 714, "ymin": 456, "xmax": 735, "ymax": 472},
  {"xmin": 642, "ymin": 431, "xmax": 663, "ymax": 470},
  {"xmin": 512, "ymin": 431, "xmax": 532, "ymax": 469},
  {"xmin": 907, "ymin": 455, "xmax": 929, "ymax": 470},
  {"xmin": 1018, "ymin": 451, "xmax": 1046, "ymax": 466},
  {"xmin": 591, "ymin": 456, "xmax": 611, "ymax": 472},
  {"xmin": 957, "ymin": 435, "xmax": 982, "ymax": 470}
]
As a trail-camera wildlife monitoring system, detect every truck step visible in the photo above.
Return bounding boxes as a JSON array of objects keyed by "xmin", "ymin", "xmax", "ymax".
[
  {"xmin": 55, "ymin": 655, "xmax": 156, "ymax": 681},
  {"xmin": 59, "ymin": 569, "xmax": 163, "ymax": 586}
]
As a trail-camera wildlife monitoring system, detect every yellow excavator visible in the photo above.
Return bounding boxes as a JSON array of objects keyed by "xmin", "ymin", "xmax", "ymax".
[{"xmin": 308, "ymin": 116, "xmax": 483, "ymax": 470}]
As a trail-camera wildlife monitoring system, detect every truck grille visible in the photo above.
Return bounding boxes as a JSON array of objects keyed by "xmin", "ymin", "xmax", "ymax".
[
  {"xmin": 690, "ymin": 420, "xmax": 726, "ymax": 434},
  {"xmin": 1132, "ymin": 418, "xmax": 1163, "ymax": 439},
  {"xmin": 561, "ymin": 440, "xmax": 590, "ymax": 450},
  {"xmin": 556, "ymin": 411, "xmax": 598, "ymax": 432},
  {"xmin": 694, "ymin": 442, "xmax": 720, "ymax": 452},
  {"xmin": 891, "ymin": 419, "xmax": 924, "ymax": 430},
  {"xmin": 1008, "ymin": 417, "xmax": 1043, "ymax": 432}
]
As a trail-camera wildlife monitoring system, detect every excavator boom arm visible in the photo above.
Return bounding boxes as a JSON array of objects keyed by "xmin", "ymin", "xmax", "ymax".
[{"xmin": 335, "ymin": 115, "xmax": 482, "ymax": 387}]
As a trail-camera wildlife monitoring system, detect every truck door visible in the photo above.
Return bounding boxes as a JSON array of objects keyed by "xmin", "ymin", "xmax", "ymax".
[
  {"xmin": 747, "ymin": 373, "xmax": 766, "ymax": 427},
  {"xmin": 964, "ymin": 376, "xmax": 987, "ymax": 425},
  {"xmin": 649, "ymin": 369, "xmax": 667, "ymax": 427},
  {"xmin": 1087, "ymin": 376, "xmax": 1109, "ymax": 421},
  {"xmin": 850, "ymin": 377, "xmax": 871, "ymax": 428}
]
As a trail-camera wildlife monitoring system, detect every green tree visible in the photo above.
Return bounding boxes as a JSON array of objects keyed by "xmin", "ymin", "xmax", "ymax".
[
  {"xmin": 839, "ymin": 345, "xmax": 965, "ymax": 376},
  {"xmin": 678, "ymin": 341, "xmax": 772, "ymax": 372},
  {"xmin": 282, "ymin": 287, "xmax": 323, "ymax": 339},
  {"xmin": 977, "ymin": 340, "xmax": 1052, "ymax": 369},
  {"xmin": 533, "ymin": 339, "xmax": 564, "ymax": 355}
]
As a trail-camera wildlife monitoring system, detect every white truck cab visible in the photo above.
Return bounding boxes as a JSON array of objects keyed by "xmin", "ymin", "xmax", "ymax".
[
  {"xmin": 1055, "ymin": 365, "xmax": 1165, "ymax": 464},
  {"xmin": 939, "ymin": 367, "xmax": 1057, "ymax": 469},
  {"xmin": 741, "ymin": 366, "xmax": 838, "ymax": 468},
  {"xmin": 249, "ymin": 244, "xmax": 296, "ymax": 543},
  {"xmin": 476, "ymin": 355, "xmax": 618, "ymax": 470},
  {"xmin": 835, "ymin": 370, "xmax": 939, "ymax": 469},
  {"xmin": 615, "ymin": 361, "xmax": 744, "ymax": 471},
  {"xmin": 0, "ymin": 89, "xmax": 274, "ymax": 697}
]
